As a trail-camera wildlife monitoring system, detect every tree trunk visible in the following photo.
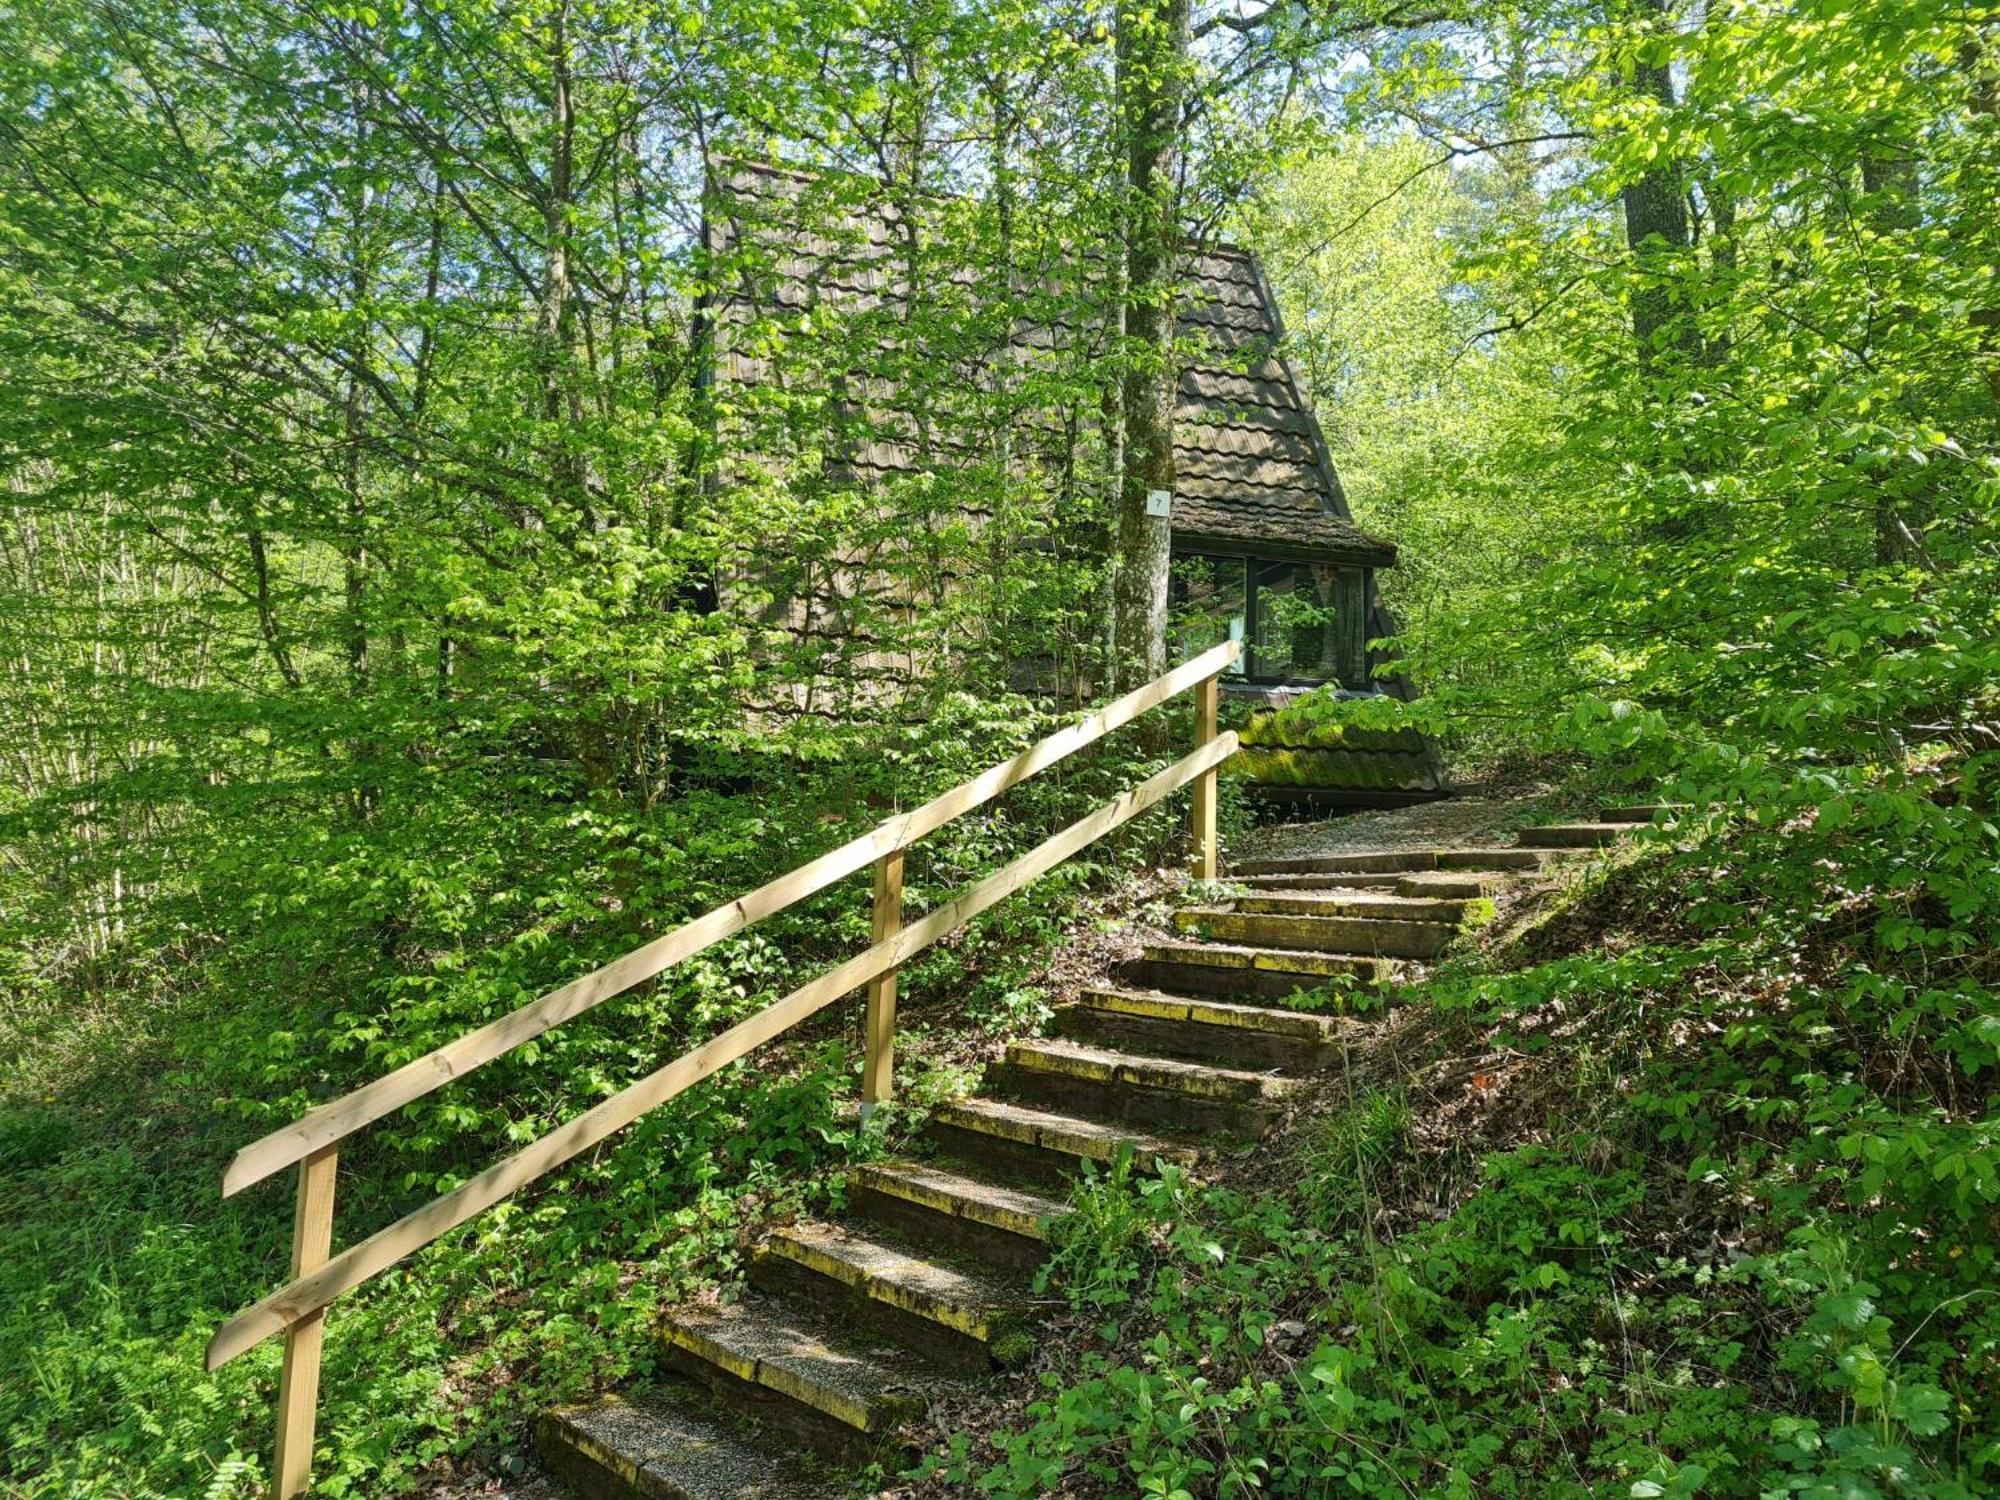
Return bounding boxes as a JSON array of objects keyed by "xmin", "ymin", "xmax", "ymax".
[
  {"xmin": 1619, "ymin": 0, "xmax": 1698, "ymax": 367},
  {"xmin": 1862, "ymin": 147, "xmax": 1924, "ymax": 563},
  {"xmin": 1111, "ymin": 0, "xmax": 1192, "ymax": 693},
  {"xmin": 1963, "ymin": 33, "xmax": 2000, "ymax": 403},
  {"xmin": 342, "ymin": 84, "xmax": 376, "ymax": 820},
  {"xmin": 539, "ymin": 0, "xmax": 588, "ymax": 528}
]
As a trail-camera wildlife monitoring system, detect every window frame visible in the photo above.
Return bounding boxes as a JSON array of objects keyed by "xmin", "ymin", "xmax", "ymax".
[{"xmin": 1170, "ymin": 550, "xmax": 1339, "ymax": 689}]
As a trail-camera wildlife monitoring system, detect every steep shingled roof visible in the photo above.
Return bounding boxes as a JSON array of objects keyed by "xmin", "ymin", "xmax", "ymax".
[
  {"xmin": 709, "ymin": 161, "xmax": 1395, "ymax": 568},
  {"xmin": 1170, "ymin": 249, "xmax": 1391, "ymax": 564}
]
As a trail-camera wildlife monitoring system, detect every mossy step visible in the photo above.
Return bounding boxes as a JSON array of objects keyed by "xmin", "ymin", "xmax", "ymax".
[
  {"xmin": 1072, "ymin": 986, "xmax": 1347, "ymax": 1041},
  {"xmin": 847, "ymin": 1161, "xmax": 1062, "ymax": 1270},
  {"xmin": 539, "ymin": 1386, "xmax": 826, "ymax": 1500},
  {"xmin": 1228, "ymin": 744, "xmax": 1437, "ymax": 792},
  {"xmin": 752, "ymin": 1221, "xmax": 1034, "ymax": 1371},
  {"xmin": 1230, "ymin": 892, "xmax": 1479, "ymax": 924},
  {"xmin": 928, "ymin": 1097, "xmax": 1202, "ymax": 1179},
  {"xmin": 1124, "ymin": 940, "xmax": 1395, "ymax": 1002},
  {"xmin": 1515, "ymin": 822, "xmax": 1623, "ymax": 849},
  {"xmin": 1002, "ymin": 1038, "xmax": 1303, "ymax": 1104},
  {"xmin": 1174, "ymin": 908, "xmax": 1454, "ymax": 960},
  {"xmin": 1231, "ymin": 849, "xmax": 1436, "ymax": 876},
  {"xmin": 1394, "ymin": 870, "xmax": 1517, "ymax": 899},
  {"xmin": 1600, "ymin": 802, "xmax": 1688, "ymax": 823},
  {"xmin": 1234, "ymin": 870, "xmax": 1520, "ymax": 898},
  {"xmin": 1057, "ymin": 987, "xmax": 1348, "ymax": 1072},
  {"xmin": 1233, "ymin": 871, "xmax": 1412, "ymax": 892},
  {"xmin": 1230, "ymin": 846, "xmax": 1546, "ymax": 877},
  {"xmin": 1434, "ymin": 847, "xmax": 1554, "ymax": 870},
  {"xmin": 655, "ymin": 1299, "xmax": 940, "ymax": 1465},
  {"xmin": 987, "ymin": 1038, "xmax": 1292, "ymax": 1140},
  {"xmin": 1237, "ymin": 713, "xmax": 1431, "ymax": 753}
]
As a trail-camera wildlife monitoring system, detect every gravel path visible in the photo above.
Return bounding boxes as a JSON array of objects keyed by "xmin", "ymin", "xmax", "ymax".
[{"xmin": 1232, "ymin": 790, "xmax": 1550, "ymax": 864}]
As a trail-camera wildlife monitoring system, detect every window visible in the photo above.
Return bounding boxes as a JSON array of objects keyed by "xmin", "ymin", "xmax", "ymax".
[
  {"xmin": 1250, "ymin": 562, "xmax": 1343, "ymax": 682},
  {"xmin": 1169, "ymin": 554, "xmax": 1370, "ymax": 686},
  {"xmin": 1169, "ymin": 555, "xmax": 1248, "ymax": 675}
]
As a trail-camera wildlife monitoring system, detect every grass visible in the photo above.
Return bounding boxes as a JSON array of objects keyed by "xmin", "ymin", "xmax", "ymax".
[
  {"xmin": 907, "ymin": 826, "xmax": 2000, "ymax": 1499},
  {"xmin": 1, "ymin": 844, "xmax": 1184, "ymax": 1499},
  {"xmin": 0, "ymin": 969, "xmax": 850, "ymax": 1498}
]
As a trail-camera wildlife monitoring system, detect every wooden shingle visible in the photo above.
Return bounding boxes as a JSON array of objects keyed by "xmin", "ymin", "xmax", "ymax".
[{"xmin": 710, "ymin": 161, "xmax": 1394, "ymax": 569}]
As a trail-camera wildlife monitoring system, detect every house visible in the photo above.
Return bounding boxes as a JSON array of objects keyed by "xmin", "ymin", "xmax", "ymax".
[{"xmin": 704, "ymin": 161, "xmax": 1444, "ymax": 804}]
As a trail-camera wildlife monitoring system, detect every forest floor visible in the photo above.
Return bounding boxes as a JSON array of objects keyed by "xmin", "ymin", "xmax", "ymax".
[
  {"xmin": 416, "ymin": 788, "xmax": 1576, "ymax": 1500},
  {"xmin": 373, "ymin": 774, "xmax": 1993, "ymax": 1500},
  {"xmin": 880, "ymin": 786, "xmax": 1589, "ymax": 1499}
]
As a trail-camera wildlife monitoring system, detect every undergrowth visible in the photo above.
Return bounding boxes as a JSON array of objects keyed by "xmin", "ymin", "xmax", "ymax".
[
  {"xmin": 0, "ymin": 698, "xmax": 1236, "ymax": 1498},
  {"xmin": 937, "ymin": 801, "xmax": 1998, "ymax": 1499}
]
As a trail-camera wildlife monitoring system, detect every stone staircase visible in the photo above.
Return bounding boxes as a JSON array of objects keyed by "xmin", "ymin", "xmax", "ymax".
[{"xmin": 537, "ymin": 804, "xmax": 1662, "ymax": 1498}]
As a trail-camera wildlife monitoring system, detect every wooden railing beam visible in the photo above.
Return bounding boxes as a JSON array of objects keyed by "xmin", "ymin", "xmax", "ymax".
[
  {"xmin": 223, "ymin": 641, "xmax": 1244, "ymax": 1198},
  {"xmin": 1191, "ymin": 673, "xmax": 1221, "ymax": 881},
  {"xmin": 206, "ymin": 728, "xmax": 1238, "ymax": 1372}
]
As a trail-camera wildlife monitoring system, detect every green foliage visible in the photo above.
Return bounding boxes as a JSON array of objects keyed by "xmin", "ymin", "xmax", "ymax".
[
  {"xmin": 1248, "ymin": 135, "xmax": 1598, "ymax": 732},
  {"xmin": 4, "ymin": 0, "xmax": 1996, "ymax": 1493},
  {"xmin": 1095, "ymin": 21, "xmax": 2000, "ymax": 1488},
  {"xmin": 0, "ymin": 681, "xmax": 1189, "ymax": 1496},
  {"xmin": 1037, "ymin": 1154, "xmax": 1202, "ymax": 1320},
  {"xmin": 1277, "ymin": 975, "xmax": 1380, "ymax": 1015},
  {"xmin": 1, "ymin": 1035, "xmax": 854, "ymax": 1498},
  {"xmin": 962, "ymin": 811, "xmax": 1996, "ymax": 1497}
]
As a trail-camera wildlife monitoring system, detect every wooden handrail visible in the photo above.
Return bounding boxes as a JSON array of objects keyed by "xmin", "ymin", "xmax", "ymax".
[
  {"xmin": 211, "ymin": 642, "xmax": 1240, "ymax": 1497},
  {"xmin": 222, "ymin": 639, "xmax": 1243, "ymax": 1199},
  {"xmin": 206, "ymin": 728, "xmax": 1235, "ymax": 1370}
]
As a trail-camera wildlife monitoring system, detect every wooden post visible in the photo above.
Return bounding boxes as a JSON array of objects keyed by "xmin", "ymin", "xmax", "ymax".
[
  {"xmin": 272, "ymin": 1146, "xmax": 337, "ymax": 1499},
  {"xmin": 1191, "ymin": 672, "xmax": 1220, "ymax": 881},
  {"xmin": 860, "ymin": 849, "xmax": 905, "ymax": 1122}
]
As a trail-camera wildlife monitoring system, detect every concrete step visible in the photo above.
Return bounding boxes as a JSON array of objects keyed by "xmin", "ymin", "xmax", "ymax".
[
  {"xmin": 988, "ymin": 1037, "xmax": 1300, "ymax": 1138},
  {"xmin": 846, "ymin": 1160, "xmax": 1062, "ymax": 1273},
  {"xmin": 1231, "ymin": 891, "xmax": 1479, "ymax": 924},
  {"xmin": 1056, "ymin": 986, "xmax": 1346, "ymax": 1071},
  {"xmin": 539, "ymin": 1385, "xmax": 827, "ymax": 1500},
  {"xmin": 1394, "ymin": 869, "xmax": 1518, "ymax": 899},
  {"xmin": 654, "ymin": 1299, "xmax": 944, "ymax": 1467},
  {"xmin": 1174, "ymin": 907, "xmax": 1455, "ymax": 960},
  {"xmin": 750, "ymin": 1221, "xmax": 1033, "ymax": 1373},
  {"xmin": 1234, "ymin": 869, "xmax": 1518, "ymax": 900},
  {"xmin": 927, "ymin": 1096, "xmax": 1201, "ymax": 1184},
  {"xmin": 1515, "ymin": 822, "xmax": 1623, "ymax": 849},
  {"xmin": 1600, "ymin": 802, "xmax": 1688, "ymax": 824},
  {"xmin": 1437, "ymin": 848, "xmax": 1557, "ymax": 870},
  {"xmin": 1234, "ymin": 871, "xmax": 1411, "ymax": 892},
  {"xmin": 1122, "ymin": 940, "xmax": 1396, "ymax": 1003},
  {"xmin": 1229, "ymin": 846, "xmax": 1547, "ymax": 878}
]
